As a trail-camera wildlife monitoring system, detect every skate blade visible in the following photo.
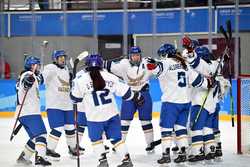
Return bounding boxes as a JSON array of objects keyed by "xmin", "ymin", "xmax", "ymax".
[
  {"xmin": 46, "ymin": 156, "xmax": 60, "ymax": 161},
  {"xmin": 14, "ymin": 163, "xmax": 32, "ymax": 167},
  {"xmin": 188, "ymin": 161, "xmax": 203, "ymax": 165},
  {"xmin": 204, "ymin": 160, "xmax": 214, "ymax": 165},
  {"xmin": 159, "ymin": 164, "xmax": 170, "ymax": 167},
  {"xmin": 147, "ymin": 149, "xmax": 155, "ymax": 155},
  {"xmin": 174, "ymin": 162, "xmax": 188, "ymax": 167}
]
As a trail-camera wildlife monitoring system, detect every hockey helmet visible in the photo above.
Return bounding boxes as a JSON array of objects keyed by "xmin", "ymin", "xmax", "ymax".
[
  {"xmin": 128, "ymin": 46, "xmax": 142, "ymax": 66},
  {"xmin": 85, "ymin": 54, "xmax": 103, "ymax": 71},
  {"xmin": 24, "ymin": 56, "xmax": 41, "ymax": 70},
  {"xmin": 157, "ymin": 43, "xmax": 176, "ymax": 58}
]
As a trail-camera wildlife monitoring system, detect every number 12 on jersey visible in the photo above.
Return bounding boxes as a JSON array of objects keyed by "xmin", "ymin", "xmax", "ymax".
[{"xmin": 92, "ymin": 89, "xmax": 112, "ymax": 106}]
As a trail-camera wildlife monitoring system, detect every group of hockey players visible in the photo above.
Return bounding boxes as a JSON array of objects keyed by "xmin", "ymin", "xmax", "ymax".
[{"xmin": 14, "ymin": 35, "xmax": 231, "ymax": 167}]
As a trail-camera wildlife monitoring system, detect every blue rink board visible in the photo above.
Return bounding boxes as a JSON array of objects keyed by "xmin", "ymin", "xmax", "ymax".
[{"xmin": 0, "ymin": 79, "xmax": 238, "ymax": 116}]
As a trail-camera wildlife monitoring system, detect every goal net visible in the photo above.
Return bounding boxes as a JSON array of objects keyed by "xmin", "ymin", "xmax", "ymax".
[{"xmin": 238, "ymin": 77, "xmax": 250, "ymax": 154}]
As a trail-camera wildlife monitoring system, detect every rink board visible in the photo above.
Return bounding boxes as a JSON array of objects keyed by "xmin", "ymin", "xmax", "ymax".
[{"xmin": 0, "ymin": 79, "xmax": 246, "ymax": 121}]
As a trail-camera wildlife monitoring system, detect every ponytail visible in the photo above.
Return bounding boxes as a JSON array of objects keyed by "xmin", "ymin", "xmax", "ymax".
[
  {"xmin": 174, "ymin": 52, "xmax": 188, "ymax": 70},
  {"xmin": 89, "ymin": 67, "xmax": 106, "ymax": 91}
]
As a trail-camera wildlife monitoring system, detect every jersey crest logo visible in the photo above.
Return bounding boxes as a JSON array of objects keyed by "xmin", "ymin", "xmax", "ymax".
[
  {"xmin": 127, "ymin": 72, "xmax": 145, "ymax": 86},
  {"xmin": 57, "ymin": 76, "xmax": 70, "ymax": 92},
  {"xmin": 57, "ymin": 76, "xmax": 70, "ymax": 87}
]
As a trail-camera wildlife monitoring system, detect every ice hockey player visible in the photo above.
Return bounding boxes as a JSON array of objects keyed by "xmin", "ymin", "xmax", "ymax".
[
  {"xmin": 182, "ymin": 44, "xmax": 231, "ymax": 163},
  {"xmin": 146, "ymin": 43, "xmax": 214, "ymax": 165},
  {"xmin": 42, "ymin": 50, "xmax": 80, "ymax": 160},
  {"xmin": 104, "ymin": 46, "xmax": 155, "ymax": 153},
  {"xmin": 16, "ymin": 56, "xmax": 51, "ymax": 166},
  {"xmin": 71, "ymin": 54, "xmax": 144, "ymax": 167}
]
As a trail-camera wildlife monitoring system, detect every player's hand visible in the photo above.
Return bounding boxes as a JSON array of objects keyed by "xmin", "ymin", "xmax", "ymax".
[
  {"xmin": 207, "ymin": 76, "xmax": 218, "ymax": 88},
  {"xmin": 146, "ymin": 57, "xmax": 158, "ymax": 70},
  {"xmin": 23, "ymin": 75, "xmax": 35, "ymax": 89}
]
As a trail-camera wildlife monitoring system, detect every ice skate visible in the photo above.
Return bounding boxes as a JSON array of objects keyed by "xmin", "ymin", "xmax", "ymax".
[
  {"xmin": 35, "ymin": 153, "xmax": 51, "ymax": 166},
  {"xmin": 157, "ymin": 148, "xmax": 171, "ymax": 164},
  {"xmin": 117, "ymin": 154, "xmax": 133, "ymax": 167},
  {"xmin": 46, "ymin": 148, "xmax": 60, "ymax": 161},
  {"xmin": 16, "ymin": 151, "xmax": 32, "ymax": 166}
]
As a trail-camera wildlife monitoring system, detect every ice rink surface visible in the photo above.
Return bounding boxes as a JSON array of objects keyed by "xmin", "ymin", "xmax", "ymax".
[{"xmin": 0, "ymin": 118, "xmax": 250, "ymax": 167}]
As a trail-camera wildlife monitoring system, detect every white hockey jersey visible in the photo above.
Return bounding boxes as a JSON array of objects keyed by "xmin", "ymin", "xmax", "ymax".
[
  {"xmin": 188, "ymin": 58, "xmax": 224, "ymax": 113},
  {"xmin": 71, "ymin": 70, "xmax": 132, "ymax": 122},
  {"xmin": 15, "ymin": 71, "xmax": 40, "ymax": 117},
  {"xmin": 108, "ymin": 58, "xmax": 153, "ymax": 91},
  {"xmin": 42, "ymin": 64, "xmax": 72, "ymax": 111},
  {"xmin": 152, "ymin": 58, "xmax": 209, "ymax": 104}
]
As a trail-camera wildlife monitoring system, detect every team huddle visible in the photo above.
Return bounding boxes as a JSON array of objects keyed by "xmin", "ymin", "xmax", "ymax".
[{"xmin": 14, "ymin": 35, "xmax": 231, "ymax": 167}]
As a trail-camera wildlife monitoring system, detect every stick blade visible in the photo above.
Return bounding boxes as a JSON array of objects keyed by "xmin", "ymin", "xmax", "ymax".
[
  {"xmin": 226, "ymin": 20, "xmax": 232, "ymax": 40},
  {"xmin": 219, "ymin": 25, "xmax": 229, "ymax": 41},
  {"xmin": 77, "ymin": 51, "xmax": 89, "ymax": 61}
]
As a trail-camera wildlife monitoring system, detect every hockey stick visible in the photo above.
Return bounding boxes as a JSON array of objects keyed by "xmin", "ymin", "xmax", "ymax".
[
  {"xmin": 226, "ymin": 20, "xmax": 234, "ymax": 127},
  {"xmin": 72, "ymin": 51, "xmax": 88, "ymax": 167},
  {"xmin": 10, "ymin": 123, "xmax": 22, "ymax": 141},
  {"xmin": 40, "ymin": 40, "xmax": 48, "ymax": 71},
  {"xmin": 10, "ymin": 89, "xmax": 29, "ymax": 141}
]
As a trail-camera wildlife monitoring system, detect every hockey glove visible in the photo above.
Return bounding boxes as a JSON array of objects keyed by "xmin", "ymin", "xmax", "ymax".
[
  {"xmin": 146, "ymin": 57, "xmax": 158, "ymax": 70},
  {"xmin": 23, "ymin": 75, "xmax": 35, "ymax": 89},
  {"xmin": 133, "ymin": 92, "xmax": 144, "ymax": 107},
  {"xmin": 207, "ymin": 76, "xmax": 218, "ymax": 88}
]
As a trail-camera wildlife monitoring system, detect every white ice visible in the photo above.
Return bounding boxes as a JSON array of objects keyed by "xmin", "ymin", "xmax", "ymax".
[{"xmin": 1, "ymin": 118, "xmax": 250, "ymax": 167}]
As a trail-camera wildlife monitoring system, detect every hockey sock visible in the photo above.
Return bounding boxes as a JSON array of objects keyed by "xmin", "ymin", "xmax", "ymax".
[
  {"xmin": 65, "ymin": 124, "xmax": 76, "ymax": 149},
  {"xmin": 112, "ymin": 139, "xmax": 128, "ymax": 159},
  {"xmin": 191, "ymin": 129, "xmax": 203, "ymax": 155},
  {"xmin": 141, "ymin": 120, "xmax": 154, "ymax": 146},
  {"xmin": 203, "ymin": 127, "xmax": 215, "ymax": 154},
  {"xmin": 23, "ymin": 139, "xmax": 35, "ymax": 160},
  {"xmin": 47, "ymin": 127, "xmax": 62, "ymax": 151},
  {"xmin": 213, "ymin": 130, "xmax": 221, "ymax": 145},
  {"xmin": 161, "ymin": 128, "xmax": 173, "ymax": 152},
  {"xmin": 174, "ymin": 124, "xmax": 188, "ymax": 148},
  {"xmin": 121, "ymin": 120, "xmax": 131, "ymax": 142},
  {"xmin": 35, "ymin": 134, "xmax": 47, "ymax": 157},
  {"xmin": 78, "ymin": 126, "xmax": 85, "ymax": 143}
]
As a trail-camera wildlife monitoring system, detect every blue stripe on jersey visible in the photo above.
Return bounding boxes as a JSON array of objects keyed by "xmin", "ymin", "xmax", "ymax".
[
  {"xmin": 190, "ymin": 56, "xmax": 200, "ymax": 69},
  {"xmin": 192, "ymin": 74, "xmax": 204, "ymax": 88},
  {"xmin": 70, "ymin": 93, "xmax": 83, "ymax": 103},
  {"xmin": 122, "ymin": 88, "xmax": 132, "ymax": 100},
  {"xmin": 157, "ymin": 62, "xmax": 164, "ymax": 77}
]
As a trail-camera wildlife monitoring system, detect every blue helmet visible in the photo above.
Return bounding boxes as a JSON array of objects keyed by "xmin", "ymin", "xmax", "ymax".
[
  {"xmin": 24, "ymin": 56, "xmax": 41, "ymax": 70},
  {"xmin": 85, "ymin": 54, "xmax": 103, "ymax": 71},
  {"xmin": 191, "ymin": 40, "xmax": 200, "ymax": 49},
  {"xmin": 52, "ymin": 50, "xmax": 66, "ymax": 61},
  {"xmin": 157, "ymin": 43, "xmax": 176, "ymax": 58},
  {"xmin": 195, "ymin": 47, "xmax": 212, "ymax": 63},
  {"xmin": 128, "ymin": 46, "xmax": 142, "ymax": 66}
]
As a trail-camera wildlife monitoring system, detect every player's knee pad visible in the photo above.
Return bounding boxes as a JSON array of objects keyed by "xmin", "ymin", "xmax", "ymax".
[
  {"xmin": 49, "ymin": 128, "xmax": 62, "ymax": 139},
  {"xmin": 65, "ymin": 124, "xmax": 75, "ymax": 137},
  {"xmin": 121, "ymin": 120, "xmax": 131, "ymax": 133},
  {"xmin": 203, "ymin": 127, "xmax": 214, "ymax": 143},
  {"xmin": 141, "ymin": 120, "xmax": 153, "ymax": 131},
  {"xmin": 78, "ymin": 126, "xmax": 85, "ymax": 134}
]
